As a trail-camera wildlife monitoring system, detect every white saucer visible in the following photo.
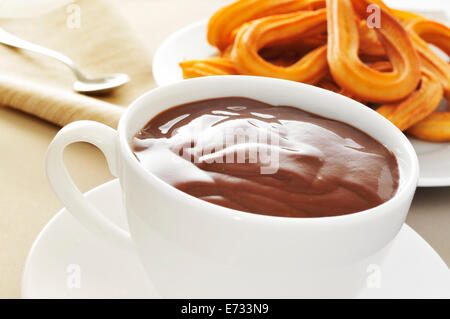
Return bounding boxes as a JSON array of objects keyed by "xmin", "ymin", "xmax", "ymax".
[
  {"xmin": 22, "ymin": 179, "xmax": 450, "ymax": 298},
  {"xmin": 21, "ymin": 180, "xmax": 159, "ymax": 299},
  {"xmin": 152, "ymin": 16, "xmax": 450, "ymax": 187}
]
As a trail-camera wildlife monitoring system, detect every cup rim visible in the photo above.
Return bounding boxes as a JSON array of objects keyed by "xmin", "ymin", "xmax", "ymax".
[{"xmin": 118, "ymin": 76, "xmax": 419, "ymax": 223}]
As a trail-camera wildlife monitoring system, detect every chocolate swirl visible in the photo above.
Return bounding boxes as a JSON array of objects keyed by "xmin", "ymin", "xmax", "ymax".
[{"xmin": 133, "ymin": 97, "xmax": 399, "ymax": 217}]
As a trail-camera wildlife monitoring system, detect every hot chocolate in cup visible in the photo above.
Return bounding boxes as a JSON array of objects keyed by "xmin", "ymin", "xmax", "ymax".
[
  {"xmin": 132, "ymin": 96, "xmax": 400, "ymax": 218},
  {"xmin": 46, "ymin": 76, "xmax": 419, "ymax": 298}
]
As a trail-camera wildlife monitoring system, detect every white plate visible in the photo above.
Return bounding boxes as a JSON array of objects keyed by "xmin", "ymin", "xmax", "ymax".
[
  {"xmin": 22, "ymin": 179, "xmax": 450, "ymax": 298},
  {"xmin": 152, "ymin": 17, "xmax": 450, "ymax": 187},
  {"xmin": 410, "ymin": 138, "xmax": 450, "ymax": 186}
]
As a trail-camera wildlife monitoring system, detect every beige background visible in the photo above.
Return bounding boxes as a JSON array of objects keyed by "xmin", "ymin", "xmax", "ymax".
[{"xmin": 0, "ymin": 0, "xmax": 449, "ymax": 298}]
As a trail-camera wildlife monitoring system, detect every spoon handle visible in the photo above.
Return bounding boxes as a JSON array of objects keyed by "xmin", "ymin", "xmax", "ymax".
[{"xmin": 0, "ymin": 27, "xmax": 88, "ymax": 80}]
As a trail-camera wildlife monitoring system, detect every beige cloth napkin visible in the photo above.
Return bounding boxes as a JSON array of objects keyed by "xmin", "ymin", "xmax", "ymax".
[{"xmin": 0, "ymin": 0, "xmax": 154, "ymax": 128}]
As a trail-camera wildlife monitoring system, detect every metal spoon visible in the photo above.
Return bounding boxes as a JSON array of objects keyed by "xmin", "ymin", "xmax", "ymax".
[{"xmin": 0, "ymin": 28, "xmax": 130, "ymax": 94}]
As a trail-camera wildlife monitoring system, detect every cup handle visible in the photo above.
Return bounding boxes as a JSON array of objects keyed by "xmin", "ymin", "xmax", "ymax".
[{"xmin": 46, "ymin": 120, "xmax": 133, "ymax": 250}]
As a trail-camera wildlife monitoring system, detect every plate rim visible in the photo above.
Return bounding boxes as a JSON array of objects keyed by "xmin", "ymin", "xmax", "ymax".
[
  {"xmin": 20, "ymin": 179, "xmax": 124, "ymax": 298},
  {"xmin": 152, "ymin": 19, "xmax": 209, "ymax": 87}
]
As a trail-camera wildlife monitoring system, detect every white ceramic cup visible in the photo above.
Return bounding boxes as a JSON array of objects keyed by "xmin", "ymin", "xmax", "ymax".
[{"xmin": 46, "ymin": 76, "xmax": 419, "ymax": 298}]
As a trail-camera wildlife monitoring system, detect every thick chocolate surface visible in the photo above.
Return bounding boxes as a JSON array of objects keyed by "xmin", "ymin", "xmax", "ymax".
[{"xmin": 133, "ymin": 97, "xmax": 399, "ymax": 217}]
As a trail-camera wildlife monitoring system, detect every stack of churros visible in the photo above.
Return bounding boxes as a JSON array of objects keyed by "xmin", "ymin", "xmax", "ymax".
[{"xmin": 179, "ymin": 0, "xmax": 450, "ymax": 142}]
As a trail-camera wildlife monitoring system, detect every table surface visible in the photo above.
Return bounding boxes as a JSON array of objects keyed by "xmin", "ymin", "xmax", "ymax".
[{"xmin": 0, "ymin": 0, "xmax": 449, "ymax": 298}]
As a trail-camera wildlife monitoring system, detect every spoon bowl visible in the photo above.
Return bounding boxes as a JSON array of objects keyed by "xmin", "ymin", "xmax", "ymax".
[
  {"xmin": 0, "ymin": 27, "xmax": 131, "ymax": 94},
  {"xmin": 73, "ymin": 73, "xmax": 130, "ymax": 94}
]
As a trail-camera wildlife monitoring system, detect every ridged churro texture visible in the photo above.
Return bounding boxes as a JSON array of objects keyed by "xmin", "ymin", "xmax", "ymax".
[
  {"xmin": 179, "ymin": 0, "xmax": 450, "ymax": 141},
  {"xmin": 231, "ymin": 10, "xmax": 328, "ymax": 82},
  {"xmin": 327, "ymin": 0, "xmax": 421, "ymax": 103},
  {"xmin": 179, "ymin": 58, "xmax": 238, "ymax": 78},
  {"xmin": 207, "ymin": 0, "xmax": 325, "ymax": 50}
]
